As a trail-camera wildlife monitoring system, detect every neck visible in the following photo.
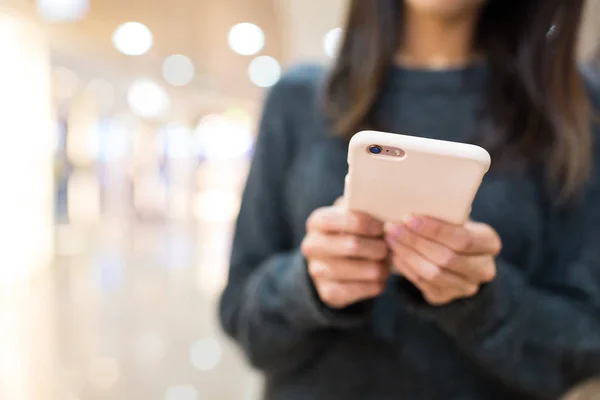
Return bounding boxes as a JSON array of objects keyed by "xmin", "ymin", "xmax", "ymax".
[{"xmin": 397, "ymin": 8, "xmax": 481, "ymax": 69}]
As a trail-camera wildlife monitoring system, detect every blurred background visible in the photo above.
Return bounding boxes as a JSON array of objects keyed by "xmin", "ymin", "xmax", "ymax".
[{"xmin": 0, "ymin": 0, "xmax": 598, "ymax": 399}]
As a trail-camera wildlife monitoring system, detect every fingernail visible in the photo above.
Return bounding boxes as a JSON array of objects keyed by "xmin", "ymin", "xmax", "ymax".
[
  {"xmin": 383, "ymin": 222, "xmax": 394, "ymax": 234},
  {"xmin": 402, "ymin": 214, "xmax": 422, "ymax": 231},
  {"xmin": 389, "ymin": 224, "xmax": 407, "ymax": 240}
]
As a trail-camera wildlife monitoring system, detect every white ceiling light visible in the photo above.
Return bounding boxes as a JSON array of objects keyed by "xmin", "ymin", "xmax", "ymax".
[
  {"xmin": 324, "ymin": 27, "xmax": 343, "ymax": 58},
  {"xmin": 162, "ymin": 54, "xmax": 195, "ymax": 87},
  {"xmin": 112, "ymin": 22, "xmax": 153, "ymax": 56},
  {"xmin": 127, "ymin": 80, "xmax": 170, "ymax": 118},
  {"xmin": 37, "ymin": 0, "xmax": 90, "ymax": 22},
  {"xmin": 228, "ymin": 23, "xmax": 265, "ymax": 56},
  {"xmin": 248, "ymin": 56, "xmax": 281, "ymax": 88}
]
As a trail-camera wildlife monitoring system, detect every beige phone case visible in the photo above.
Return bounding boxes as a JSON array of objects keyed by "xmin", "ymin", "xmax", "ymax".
[{"xmin": 345, "ymin": 130, "xmax": 491, "ymax": 225}]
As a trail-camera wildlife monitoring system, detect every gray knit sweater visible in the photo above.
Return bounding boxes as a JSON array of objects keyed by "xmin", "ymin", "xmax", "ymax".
[{"xmin": 219, "ymin": 64, "xmax": 600, "ymax": 400}]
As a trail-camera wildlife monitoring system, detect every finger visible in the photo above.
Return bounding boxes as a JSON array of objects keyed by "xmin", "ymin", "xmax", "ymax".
[
  {"xmin": 389, "ymin": 241, "xmax": 478, "ymax": 295},
  {"xmin": 393, "ymin": 260, "xmax": 450, "ymax": 305},
  {"xmin": 464, "ymin": 221, "xmax": 502, "ymax": 256},
  {"xmin": 400, "ymin": 215, "xmax": 501, "ymax": 255},
  {"xmin": 317, "ymin": 280, "xmax": 385, "ymax": 309},
  {"xmin": 386, "ymin": 228, "xmax": 496, "ymax": 283},
  {"xmin": 441, "ymin": 254, "xmax": 497, "ymax": 284},
  {"xmin": 308, "ymin": 258, "xmax": 390, "ymax": 283},
  {"xmin": 306, "ymin": 207, "xmax": 383, "ymax": 237},
  {"xmin": 385, "ymin": 236, "xmax": 440, "ymax": 280},
  {"xmin": 400, "ymin": 215, "xmax": 471, "ymax": 252},
  {"xmin": 386, "ymin": 225, "xmax": 455, "ymax": 268},
  {"xmin": 302, "ymin": 233, "xmax": 388, "ymax": 261}
]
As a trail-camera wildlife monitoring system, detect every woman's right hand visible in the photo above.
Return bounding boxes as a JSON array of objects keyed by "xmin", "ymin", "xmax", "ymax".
[{"xmin": 300, "ymin": 200, "xmax": 390, "ymax": 309}]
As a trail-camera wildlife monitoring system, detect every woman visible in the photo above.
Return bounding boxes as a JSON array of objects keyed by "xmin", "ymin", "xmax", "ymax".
[{"xmin": 220, "ymin": 0, "xmax": 600, "ymax": 399}]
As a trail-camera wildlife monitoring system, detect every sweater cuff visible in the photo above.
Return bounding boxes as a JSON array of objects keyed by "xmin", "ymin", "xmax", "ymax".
[
  {"xmin": 395, "ymin": 259, "xmax": 525, "ymax": 338},
  {"xmin": 279, "ymin": 249, "xmax": 374, "ymax": 330}
]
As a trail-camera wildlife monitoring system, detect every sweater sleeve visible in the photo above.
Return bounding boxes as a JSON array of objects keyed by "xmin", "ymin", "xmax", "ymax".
[
  {"xmin": 395, "ymin": 88, "xmax": 600, "ymax": 398},
  {"xmin": 218, "ymin": 67, "xmax": 371, "ymax": 374}
]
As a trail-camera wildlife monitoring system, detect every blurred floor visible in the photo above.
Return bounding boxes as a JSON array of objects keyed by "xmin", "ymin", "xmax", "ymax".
[{"xmin": 0, "ymin": 219, "xmax": 262, "ymax": 400}]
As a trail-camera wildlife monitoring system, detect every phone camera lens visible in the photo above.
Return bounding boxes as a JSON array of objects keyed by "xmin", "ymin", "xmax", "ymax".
[{"xmin": 369, "ymin": 145, "xmax": 382, "ymax": 154}]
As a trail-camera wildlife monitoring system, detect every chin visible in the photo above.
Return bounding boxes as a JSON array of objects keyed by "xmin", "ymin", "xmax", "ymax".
[{"xmin": 404, "ymin": 0, "xmax": 486, "ymax": 16}]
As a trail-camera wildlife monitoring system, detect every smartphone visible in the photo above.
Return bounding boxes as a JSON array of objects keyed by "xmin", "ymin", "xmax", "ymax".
[{"xmin": 344, "ymin": 130, "xmax": 491, "ymax": 225}]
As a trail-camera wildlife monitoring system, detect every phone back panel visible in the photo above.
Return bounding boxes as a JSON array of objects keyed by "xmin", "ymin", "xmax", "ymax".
[{"xmin": 345, "ymin": 130, "xmax": 491, "ymax": 225}]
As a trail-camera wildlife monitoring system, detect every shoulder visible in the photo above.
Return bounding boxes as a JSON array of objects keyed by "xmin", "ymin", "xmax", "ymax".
[
  {"xmin": 276, "ymin": 63, "xmax": 327, "ymax": 92},
  {"xmin": 258, "ymin": 64, "xmax": 330, "ymax": 148},
  {"xmin": 265, "ymin": 63, "xmax": 328, "ymax": 109}
]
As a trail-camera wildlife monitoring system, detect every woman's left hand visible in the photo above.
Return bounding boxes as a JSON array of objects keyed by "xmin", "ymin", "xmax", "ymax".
[{"xmin": 385, "ymin": 215, "xmax": 502, "ymax": 306}]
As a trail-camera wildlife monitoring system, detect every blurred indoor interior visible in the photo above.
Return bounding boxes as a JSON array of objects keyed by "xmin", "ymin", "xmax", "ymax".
[{"xmin": 0, "ymin": 0, "xmax": 598, "ymax": 399}]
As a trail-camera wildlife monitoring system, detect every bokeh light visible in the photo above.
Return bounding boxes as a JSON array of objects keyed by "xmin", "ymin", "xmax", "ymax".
[
  {"xmin": 189, "ymin": 337, "xmax": 222, "ymax": 371},
  {"xmin": 324, "ymin": 27, "xmax": 343, "ymax": 58},
  {"xmin": 160, "ymin": 123, "xmax": 193, "ymax": 159},
  {"xmin": 222, "ymin": 107, "xmax": 253, "ymax": 130},
  {"xmin": 133, "ymin": 332, "xmax": 166, "ymax": 365},
  {"xmin": 195, "ymin": 114, "xmax": 253, "ymax": 160},
  {"xmin": 164, "ymin": 385, "xmax": 199, "ymax": 400},
  {"xmin": 112, "ymin": 22, "xmax": 153, "ymax": 56},
  {"xmin": 162, "ymin": 54, "xmax": 196, "ymax": 87},
  {"xmin": 193, "ymin": 189, "xmax": 241, "ymax": 222},
  {"xmin": 228, "ymin": 22, "xmax": 265, "ymax": 56},
  {"xmin": 128, "ymin": 80, "xmax": 170, "ymax": 118},
  {"xmin": 96, "ymin": 118, "xmax": 133, "ymax": 162},
  {"xmin": 248, "ymin": 56, "xmax": 281, "ymax": 88},
  {"xmin": 37, "ymin": 0, "xmax": 90, "ymax": 22}
]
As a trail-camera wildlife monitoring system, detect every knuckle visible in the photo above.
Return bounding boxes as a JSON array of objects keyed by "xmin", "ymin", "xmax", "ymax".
[
  {"xmin": 300, "ymin": 235, "xmax": 316, "ymax": 257},
  {"xmin": 345, "ymin": 235, "xmax": 362, "ymax": 253},
  {"xmin": 371, "ymin": 281, "xmax": 387, "ymax": 295},
  {"xmin": 458, "ymin": 233, "xmax": 473, "ymax": 252},
  {"xmin": 463, "ymin": 284, "xmax": 480, "ymax": 297},
  {"xmin": 348, "ymin": 213, "xmax": 366, "ymax": 233},
  {"xmin": 438, "ymin": 250, "xmax": 458, "ymax": 267},
  {"xmin": 321, "ymin": 284, "xmax": 344, "ymax": 306},
  {"xmin": 307, "ymin": 260, "xmax": 326, "ymax": 280},
  {"xmin": 424, "ymin": 267, "xmax": 442, "ymax": 282},
  {"xmin": 428, "ymin": 220, "xmax": 442, "ymax": 237},
  {"xmin": 369, "ymin": 262, "xmax": 388, "ymax": 281},
  {"xmin": 306, "ymin": 207, "xmax": 325, "ymax": 230},
  {"xmin": 492, "ymin": 237, "xmax": 503, "ymax": 256},
  {"xmin": 425, "ymin": 293, "xmax": 445, "ymax": 306},
  {"xmin": 482, "ymin": 263, "xmax": 497, "ymax": 282}
]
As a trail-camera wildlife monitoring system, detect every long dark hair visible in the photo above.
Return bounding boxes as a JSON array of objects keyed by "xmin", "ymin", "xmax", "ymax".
[{"xmin": 325, "ymin": 0, "xmax": 592, "ymax": 200}]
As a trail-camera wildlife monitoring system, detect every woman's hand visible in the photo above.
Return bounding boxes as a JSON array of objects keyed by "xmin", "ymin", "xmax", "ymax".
[
  {"xmin": 301, "ymin": 200, "xmax": 390, "ymax": 309},
  {"xmin": 385, "ymin": 215, "xmax": 502, "ymax": 306}
]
